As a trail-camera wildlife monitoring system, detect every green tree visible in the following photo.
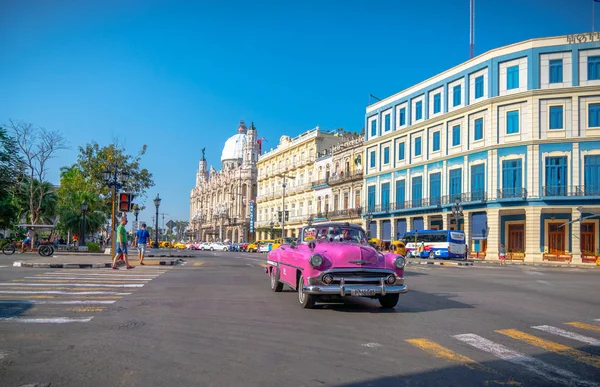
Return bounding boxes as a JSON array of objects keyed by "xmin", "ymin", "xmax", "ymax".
[
  {"xmin": 15, "ymin": 179, "xmax": 59, "ymax": 225},
  {"xmin": 0, "ymin": 126, "xmax": 24, "ymax": 229},
  {"xmin": 174, "ymin": 220, "xmax": 189, "ymax": 241},
  {"xmin": 56, "ymin": 190, "xmax": 107, "ymax": 237}
]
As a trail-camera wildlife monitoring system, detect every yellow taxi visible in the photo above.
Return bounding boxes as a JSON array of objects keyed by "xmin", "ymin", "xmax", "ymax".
[
  {"xmin": 172, "ymin": 242, "xmax": 187, "ymax": 249},
  {"xmin": 248, "ymin": 240, "xmax": 275, "ymax": 252},
  {"xmin": 159, "ymin": 241, "xmax": 173, "ymax": 249}
]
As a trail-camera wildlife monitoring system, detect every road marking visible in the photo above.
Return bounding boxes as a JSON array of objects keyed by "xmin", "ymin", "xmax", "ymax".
[
  {"xmin": 0, "ymin": 283, "xmax": 143, "ymax": 288},
  {"xmin": 0, "ymin": 295, "xmax": 122, "ymax": 299},
  {"xmin": 0, "ymin": 351, "xmax": 6, "ymax": 359},
  {"xmin": 361, "ymin": 342, "xmax": 382, "ymax": 349},
  {"xmin": 406, "ymin": 338, "xmax": 496, "ymax": 374},
  {"xmin": 25, "ymin": 276, "xmax": 153, "ymax": 281},
  {"xmin": 565, "ymin": 322, "xmax": 600, "ymax": 333},
  {"xmin": 525, "ymin": 271, "xmax": 545, "ymax": 276},
  {"xmin": 497, "ymin": 329, "xmax": 600, "ymax": 368},
  {"xmin": 532, "ymin": 325, "xmax": 600, "ymax": 346},
  {"xmin": 536, "ymin": 280, "xmax": 551, "ymax": 285},
  {"xmin": 63, "ymin": 306, "xmax": 105, "ymax": 312},
  {"xmin": 0, "ymin": 300, "xmax": 116, "ymax": 304},
  {"xmin": 14, "ymin": 279, "xmax": 147, "ymax": 284},
  {"xmin": 454, "ymin": 333, "xmax": 599, "ymax": 387},
  {"xmin": 193, "ymin": 261, "xmax": 205, "ymax": 266},
  {"xmin": 39, "ymin": 273, "xmax": 161, "ymax": 277},
  {"xmin": 0, "ymin": 291, "xmax": 131, "ymax": 295},
  {"xmin": 0, "ymin": 316, "xmax": 94, "ymax": 323}
]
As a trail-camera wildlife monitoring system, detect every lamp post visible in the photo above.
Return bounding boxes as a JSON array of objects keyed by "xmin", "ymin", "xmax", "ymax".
[
  {"xmin": 270, "ymin": 221, "xmax": 274, "ymax": 239},
  {"xmin": 153, "ymin": 194, "xmax": 161, "ymax": 248},
  {"xmin": 80, "ymin": 201, "xmax": 88, "ymax": 248},
  {"xmin": 307, "ymin": 215, "xmax": 313, "ymax": 227},
  {"xmin": 365, "ymin": 213, "xmax": 373, "ymax": 239},
  {"xmin": 452, "ymin": 197, "xmax": 463, "ymax": 230},
  {"xmin": 277, "ymin": 173, "xmax": 295, "ymax": 239},
  {"xmin": 103, "ymin": 164, "xmax": 129, "ymax": 253}
]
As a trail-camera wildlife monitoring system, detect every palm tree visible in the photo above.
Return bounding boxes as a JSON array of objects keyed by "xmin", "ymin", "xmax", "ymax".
[
  {"xmin": 16, "ymin": 179, "xmax": 59, "ymax": 225},
  {"xmin": 56, "ymin": 191, "xmax": 107, "ymax": 238}
]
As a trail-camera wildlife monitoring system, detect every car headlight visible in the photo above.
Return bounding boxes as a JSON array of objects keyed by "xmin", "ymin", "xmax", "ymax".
[
  {"xmin": 310, "ymin": 254, "xmax": 323, "ymax": 268},
  {"xmin": 394, "ymin": 256, "xmax": 406, "ymax": 269}
]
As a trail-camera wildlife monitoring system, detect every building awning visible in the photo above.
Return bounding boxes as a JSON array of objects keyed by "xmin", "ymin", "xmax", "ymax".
[{"xmin": 471, "ymin": 212, "xmax": 488, "ymax": 239}]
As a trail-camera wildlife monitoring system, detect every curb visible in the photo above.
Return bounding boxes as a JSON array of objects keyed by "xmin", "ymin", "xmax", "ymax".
[
  {"xmin": 407, "ymin": 260, "xmax": 474, "ymax": 266},
  {"xmin": 13, "ymin": 258, "xmax": 186, "ymax": 269}
]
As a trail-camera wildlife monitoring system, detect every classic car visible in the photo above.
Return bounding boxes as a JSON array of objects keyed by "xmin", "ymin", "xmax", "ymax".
[{"xmin": 265, "ymin": 222, "xmax": 407, "ymax": 309}]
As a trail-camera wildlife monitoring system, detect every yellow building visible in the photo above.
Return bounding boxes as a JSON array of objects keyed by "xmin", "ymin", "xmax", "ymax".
[{"xmin": 255, "ymin": 127, "xmax": 344, "ymax": 240}]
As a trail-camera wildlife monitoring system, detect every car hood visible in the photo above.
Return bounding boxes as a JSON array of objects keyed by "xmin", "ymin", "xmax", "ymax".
[{"xmin": 314, "ymin": 243, "xmax": 385, "ymax": 269}]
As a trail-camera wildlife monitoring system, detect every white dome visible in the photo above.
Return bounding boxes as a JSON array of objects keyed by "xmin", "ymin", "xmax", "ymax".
[{"xmin": 221, "ymin": 133, "xmax": 246, "ymax": 162}]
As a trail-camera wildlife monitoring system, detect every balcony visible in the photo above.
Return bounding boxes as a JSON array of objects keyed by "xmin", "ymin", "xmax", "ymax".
[
  {"xmin": 542, "ymin": 185, "xmax": 600, "ymax": 197},
  {"xmin": 328, "ymin": 171, "xmax": 364, "ymax": 186},
  {"xmin": 328, "ymin": 207, "xmax": 363, "ymax": 220},
  {"xmin": 312, "ymin": 178, "xmax": 330, "ymax": 188},
  {"xmin": 497, "ymin": 188, "xmax": 528, "ymax": 200}
]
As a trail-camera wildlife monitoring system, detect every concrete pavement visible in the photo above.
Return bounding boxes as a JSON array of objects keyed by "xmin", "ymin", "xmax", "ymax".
[{"xmin": 0, "ymin": 251, "xmax": 599, "ymax": 386}]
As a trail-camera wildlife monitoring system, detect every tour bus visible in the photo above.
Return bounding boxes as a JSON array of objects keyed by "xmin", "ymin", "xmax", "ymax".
[{"xmin": 401, "ymin": 230, "xmax": 466, "ymax": 259}]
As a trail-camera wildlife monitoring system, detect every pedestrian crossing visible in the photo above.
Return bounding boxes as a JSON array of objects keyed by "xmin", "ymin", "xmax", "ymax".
[
  {"xmin": 406, "ymin": 318, "xmax": 600, "ymax": 387},
  {"xmin": 0, "ymin": 267, "xmax": 169, "ymax": 323}
]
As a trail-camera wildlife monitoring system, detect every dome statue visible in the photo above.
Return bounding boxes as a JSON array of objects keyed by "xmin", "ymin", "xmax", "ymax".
[{"xmin": 221, "ymin": 133, "xmax": 246, "ymax": 163}]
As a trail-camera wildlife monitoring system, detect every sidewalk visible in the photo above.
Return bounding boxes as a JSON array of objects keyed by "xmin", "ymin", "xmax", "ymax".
[
  {"xmin": 13, "ymin": 253, "xmax": 185, "ymax": 269},
  {"xmin": 407, "ymin": 257, "xmax": 599, "ymax": 269}
]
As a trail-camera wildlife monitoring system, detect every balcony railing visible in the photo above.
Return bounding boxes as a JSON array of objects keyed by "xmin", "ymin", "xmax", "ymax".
[
  {"xmin": 328, "ymin": 207, "xmax": 363, "ymax": 219},
  {"xmin": 497, "ymin": 188, "xmax": 528, "ymax": 200},
  {"xmin": 542, "ymin": 185, "xmax": 600, "ymax": 197},
  {"xmin": 312, "ymin": 178, "xmax": 330, "ymax": 188},
  {"xmin": 328, "ymin": 171, "xmax": 364, "ymax": 185}
]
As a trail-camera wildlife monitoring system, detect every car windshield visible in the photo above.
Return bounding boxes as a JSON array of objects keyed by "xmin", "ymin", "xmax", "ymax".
[{"xmin": 302, "ymin": 226, "xmax": 367, "ymax": 244}]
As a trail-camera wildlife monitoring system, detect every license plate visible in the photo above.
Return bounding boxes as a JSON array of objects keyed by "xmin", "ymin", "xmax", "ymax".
[{"xmin": 350, "ymin": 288, "xmax": 377, "ymax": 297}]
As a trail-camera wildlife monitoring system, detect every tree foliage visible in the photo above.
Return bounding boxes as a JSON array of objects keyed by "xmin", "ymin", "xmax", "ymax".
[
  {"xmin": 56, "ymin": 190, "xmax": 107, "ymax": 237},
  {"xmin": 0, "ymin": 126, "xmax": 24, "ymax": 229}
]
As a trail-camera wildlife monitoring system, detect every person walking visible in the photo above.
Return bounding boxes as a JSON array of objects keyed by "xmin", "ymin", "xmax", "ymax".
[
  {"xmin": 499, "ymin": 243, "xmax": 506, "ymax": 265},
  {"xmin": 112, "ymin": 216, "xmax": 134, "ymax": 270},
  {"xmin": 134, "ymin": 223, "xmax": 150, "ymax": 265}
]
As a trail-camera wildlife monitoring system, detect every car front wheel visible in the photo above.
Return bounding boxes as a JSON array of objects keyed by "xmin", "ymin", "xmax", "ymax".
[
  {"xmin": 297, "ymin": 275, "xmax": 316, "ymax": 309},
  {"xmin": 378, "ymin": 293, "xmax": 399, "ymax": 309},
  {"xmin": 210, "ymin": 247, "xmax": 214, "ymax": 251},
  {"xmin": 270, "ymin": 268, "xmax": 283, "ymax": 292}
]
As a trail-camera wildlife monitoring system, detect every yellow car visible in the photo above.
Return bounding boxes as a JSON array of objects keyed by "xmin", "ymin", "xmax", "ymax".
[
  {"xmin": 248, "ymin": 240, "xmax": 275, "ymax": 252},
  {"xmin": 272, "ymin": 237, "xmax": 296, "ymax": 250},
  {"xmin": 159, "ymin": 241, "xmax": 173, "ymax": 249},
  {"xmin": 391, "ymin": 240, "xmax": 406, "ymax": 256},
  {"xmin": 172, "ymin": 242, "xmax": 187, "ymax": 249}
]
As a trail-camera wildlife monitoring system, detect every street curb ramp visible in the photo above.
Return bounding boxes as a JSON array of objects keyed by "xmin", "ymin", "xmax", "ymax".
[{"xmin": 13, "ymin": 258, "xmax": 186, "ymax": 269}]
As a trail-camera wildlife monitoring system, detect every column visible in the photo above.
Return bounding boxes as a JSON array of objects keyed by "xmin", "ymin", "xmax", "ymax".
[
  {"xmin": 423, "ymin": 215, "xmax": 430, "ymax": 230},
  {"xmin": 486, "ymin": 208, "xmax": 500, "ymax": 260},
  {"xmin": 391, "ymin": 218, "xmax": 397, "ymax": 241},
  {"xmin": 571, "ymin": 207, "xmax": 582, "ymax": 264},
  {"xmin": 406, "ymin": 217, "xmax": 413, "ymax": 232},
  {"xmin": 376, "ymin": 219, "xmax": 383, "ymax": 240},
  {"xmin": 442, "ymin": 212, "xmax": 449, "ymax": 230},
  {"xmin": 463, "ymin": 211, "xmax": 471, "ymax": 250},
  {"xmin": 525, "ymin": 207, "xmax": 543, "ymax": 263}
]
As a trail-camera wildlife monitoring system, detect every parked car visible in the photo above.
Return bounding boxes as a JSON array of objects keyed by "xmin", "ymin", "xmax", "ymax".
[
  {"xmin": 199, "ymin": 242, "xmax": 212, "ymax": 251},
  {"xmin": 259, "ymin": 242, "xmax": 272, "ymax": 253},
  {"xmin": 265, "ymin": 222, "xmax": 407, "ymax": 309},
  {"xmin": 187, "ymin": 242, "xmax": 200, "ymax": 250},
  {"xmin": 172, "ymin": 242, "xmax": 187, "ymax": 249},
  {"xmin": 209, "ymin": 242, "xmax": 229, "ymax": 251}
]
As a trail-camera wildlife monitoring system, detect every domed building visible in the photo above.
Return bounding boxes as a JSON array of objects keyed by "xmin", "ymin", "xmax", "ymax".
[{"xmin": 190, "ymin": 120, "xmax": 259, "ymax": 242}]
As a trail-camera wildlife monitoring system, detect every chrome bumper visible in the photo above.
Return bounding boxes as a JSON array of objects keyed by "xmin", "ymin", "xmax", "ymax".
[{"xmin": 303, "ymin": 278, "xmax": 408, "ymax": 296}]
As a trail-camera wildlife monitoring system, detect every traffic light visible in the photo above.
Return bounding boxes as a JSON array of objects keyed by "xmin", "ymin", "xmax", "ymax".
[
  {"xmin": 118, "ymin": 193, "xmax": 134, "ymax": 212},
  {"xmin": 285, "ymin": 210, "xmax": 289, "ymax": 222}
]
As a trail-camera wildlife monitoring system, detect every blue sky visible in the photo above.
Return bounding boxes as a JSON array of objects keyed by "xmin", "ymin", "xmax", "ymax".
[{"xmin": 0, "ymin": 0, "xmax": 591, "ymax": 225}]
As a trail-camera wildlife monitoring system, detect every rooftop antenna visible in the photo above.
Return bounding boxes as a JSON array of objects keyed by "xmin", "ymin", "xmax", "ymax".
[{"xmin": 470, "ymin": 0, "xmax": 475, "ymax": 59}]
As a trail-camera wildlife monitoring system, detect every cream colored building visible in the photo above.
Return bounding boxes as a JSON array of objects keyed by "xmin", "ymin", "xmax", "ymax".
[
  {"xmin": 189, "ymin": 120, "xmax": 259, "ymax": 243},
  {"xmin": 255, "ymin": 127, "xmax": 344, "ymax": 240}
]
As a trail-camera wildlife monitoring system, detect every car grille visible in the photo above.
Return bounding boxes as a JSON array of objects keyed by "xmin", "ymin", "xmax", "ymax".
[{"xmin": 325, "ymin": 269, "xmax": 393, "ymax": 284}]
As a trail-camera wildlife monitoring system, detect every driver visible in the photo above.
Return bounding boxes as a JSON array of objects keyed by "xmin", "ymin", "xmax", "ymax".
[{"xmin": 341, "ymin": 228, "xmax": 354, "ymax": 241}]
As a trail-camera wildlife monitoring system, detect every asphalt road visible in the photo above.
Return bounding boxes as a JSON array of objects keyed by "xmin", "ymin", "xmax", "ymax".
[{"xmin": 0, "ymin": 251, "xmax": 599, "ymax": 387}]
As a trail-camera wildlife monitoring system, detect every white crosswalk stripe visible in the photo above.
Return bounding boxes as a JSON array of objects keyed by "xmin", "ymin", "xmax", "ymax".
[
  {"xmin": 532, "ymin": 325, "xmax": 600, "ymax": 346},
  {"xmin": 0, "ymin": 317, "xmax": 94, "ymax": 323},
  {"xmin": 0, "ymin": 283, "xmax": 143, "ymax": 288},
  {"xmin": 0, "ymin": 290, "xmax": 131, "ymax": 295},
  {"xmin": 453, "ymin": 333, "xmax": 599, "ymax": 387},
  {"xmin": 25, "ymin": 276, "xmax": 153, "ymax": 281},
  {"xmin": 0, "ymin": 300, "xmax": 116, "ymax": 305}
]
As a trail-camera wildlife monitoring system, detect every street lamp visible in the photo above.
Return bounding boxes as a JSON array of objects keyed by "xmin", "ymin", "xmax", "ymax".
[
  {"xmin": 307, "ymin": 215, "xmax": 313, "ymax": 227},
  {"xmin": 277, "ymin": 173, "xmax": 295, "ymax": 239},
  {"xmin": 365, "ymin": 213, "xmax": 373, "ymax": 238},
  {"xmin": 153, "ymin": 194, "xmax": 161, "ymax": 248},
  {"xmin": 133, "ymin": 204, "xmax": 140, "ymax": 222},
  {"xmin": 452, "ymin": 197, "xmax": 463, "ymax": 230},
  {"xmin": 270, "ymin": 221, "xmax": 274, "ymax": 239},
  {"xmin": 80, "ymin": 201, "xmax": 88, "ymax": 248},
  {"xmin": 103, "ymin": 164, "xmax": 129, "ymax": 253}
]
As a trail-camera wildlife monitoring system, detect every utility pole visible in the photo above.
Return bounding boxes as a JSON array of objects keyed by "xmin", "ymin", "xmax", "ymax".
[{"xmin": 277, "ymin": 173, "xmax": 295, "ymax": 239}]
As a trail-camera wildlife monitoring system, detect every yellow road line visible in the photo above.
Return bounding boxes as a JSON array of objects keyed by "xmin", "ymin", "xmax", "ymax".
[
  {"xmin": 565, "ymin": 322, "xmax": 600, "ymax": 333},
  {"xmin": 406, "ymin": 338, "xmax": 496, "ymax": 374},
  {"xmin": 192, "ymin": 261, "xmax": 205, "ymax": 266},
  {"xmin": 63, "ymin": 306, "xmax": 105, "ymax": 312},
  {"xmin": 497, "ymin": 329, "xmax": 600, "ymax": 368},
  {"xmin": 260, "ymin": 263, "xmax": 268, "ymax": 268}
]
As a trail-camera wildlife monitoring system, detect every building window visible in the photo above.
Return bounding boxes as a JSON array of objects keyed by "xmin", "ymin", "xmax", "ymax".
[
  {"xmin": 381, "ymin": 182, "xmax": 390, "ymax": 211},
  {"xmin": 383, "ymin": 147, "xmax": 390, "ymax": 164},
  {"xmin": 415, "ymin": 101, "xmax": 423, "ymax": 120},
  {"xmin": 355, "ymin": 191, "xmax": 361, "ymax": 208},
  {"xmin": 501, "ymin": 159, "xmax": 523, "ymax": 198},
  {"xmin": 544, "ymin": 156, "xmax": 568, "ymax": 196},
  {"xmin": 398, "ymin": 142, "xmax": 405, "ymax": 161},
  {"xmin": 471, "ymin": 164, "xmax": 485, "ymax": 200},
  {"xmin": 474, "ymin": 118, "xmax": 483, "ymax": 141},
  {"xmin": 449, "ymin": 169, "xmax": 462, "ymax": 197},
  {"xmin": 549, "ymin": 59, "xmax": 563, "ymax": 83},
  {"xmin": 411, "ymin": 176, "xmax": 422, "ymax": 207},
  {"xmin": 429, "ymin": 172, "xmax": 441, "ymax": 205},
  {"xmin": 588, "ymin": 55, "xmax": 600, "ymax": 80},
  {"xmin": 453, "ymin": 85, "xmax": 461, "ymax": 107},
  {"xmin": 370, "ymin": 151, "xmax": 376, "ymax": 168},
  {"xmin": 548, "ymin": 223, "xmax": 566, "ymax": 254},
  {"xmin": 414, "ymin": 137, "xmax": 422, "ymax": 156},
  {"xmin": 506, "ymin": 110, "xmax": 519, "ymax": 134},
  {"xmin": 549, "ymin": 106, "xmax": 564, "ymax": 130},
  {"xmin": 589, "ymin": 103, "xmax": 600, "ymax": 127},
  {"xmin": 475, "ymin": 75, "xmax": 484, "ymax": 98},
  {"xmin": 432, "ymin": 132, "xmax": 440, "ymax": 152},
  {"xmin": 399, "ymin": 107, "xmax": 406, "ymax": 126},
  {"xmin": 384, "ymin": 114, "xmax": 391, "ymax": 132},
  {"xmin": 343, "ymin": 192, "xmax": 349, "ymax": 210},
  {"xmin": 584, "ymin": 155, "xmax": 600, "ymax": 195},
  {"xmin": 433, "ymin": 93, "xmax": 441, "ymax": 114},
  {"xmin": 370, "ymin": 119, "xmax": 377, "ymax": 137},
  {"xmin": 581, "ymin": 223, "xmax": 596, "ymax": 254},
  {"xmin": 452, "ymin": 125, "xmax": 461, "ymax": 146},
  {"xmin": 367, "ymin": 186, "xmax": 376, "ymax": 212},
  {"xmin": 507, "ymin": 65, "xmax": 519, "ymax": 89},
  {"xmin": 508, "ymin": 224, "xmax": 525, "ymax": 252},
  {"xmin": 395, "ymin": 180, "xmax": 405, "ymax": 209}
]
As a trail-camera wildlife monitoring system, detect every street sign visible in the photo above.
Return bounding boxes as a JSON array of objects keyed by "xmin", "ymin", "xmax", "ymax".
[
  {"xmin": 249, "ymin": 201, "xmax": 255, "ymax": 233},
  {"xmin": 166, "ymin": 220, "xmax": 175, "ymax": 230}
]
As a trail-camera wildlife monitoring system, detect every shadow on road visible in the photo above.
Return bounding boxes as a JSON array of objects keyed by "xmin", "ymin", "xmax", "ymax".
[{"xmin": 0, "ymin": 300, "xmax": 35, "ymax": 318}]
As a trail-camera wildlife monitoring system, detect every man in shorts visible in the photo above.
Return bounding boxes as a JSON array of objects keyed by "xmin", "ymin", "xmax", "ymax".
[
  {"xmin": 21, "ymin": 231, "xmax": 31, "ymax": 253},
  {"xmin": 134, "ymin": 223, "xmax": 150, "ymax": 265},
  {"xmin": 499, "ymin": 243, "xmax": 506, "ymax": 265},
  {"xmin": 112, "ymin": 216, "xmax": 134, "ymax": 270}
]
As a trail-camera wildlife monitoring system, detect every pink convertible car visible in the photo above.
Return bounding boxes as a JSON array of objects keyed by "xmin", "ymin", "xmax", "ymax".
[{"xmin": 266, "ymin": 222, "xmax": 407, "ymax": 309}]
